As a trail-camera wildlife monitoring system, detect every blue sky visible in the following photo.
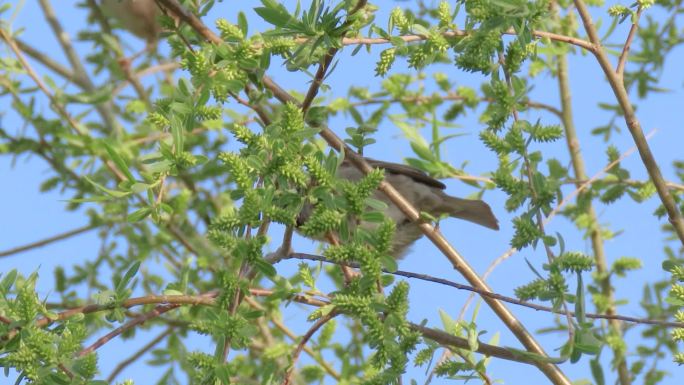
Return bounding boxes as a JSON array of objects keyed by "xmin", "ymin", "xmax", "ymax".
[{"xmin": 2, "ymin": 1, "xmax": 684, "ymax": 384}]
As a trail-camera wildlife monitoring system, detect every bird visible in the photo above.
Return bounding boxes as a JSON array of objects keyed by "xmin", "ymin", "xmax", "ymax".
[
  {"xmin": 297, "ymin": 158, "xmax": 499, "ymax": 258},
  {"xmin": 99, "ymin": 0, "xmax": 164, "ymax": 49},
  {"xmin": 99, "ymin": 0, "xmax": 160, "ymax": 41}
]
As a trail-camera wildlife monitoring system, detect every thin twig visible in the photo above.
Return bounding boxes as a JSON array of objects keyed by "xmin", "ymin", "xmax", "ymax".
[
  {"xmin": 0, "ymin": 224, "xmax": 98, "ymax": 258},
  {"xmin": 334, "ymin": 28, "xmax": 595, "ymax": 53},
  {"xmin": 281, "ymin": 312, "xmax": 338, "ymax": 385},
  {"xmin": 1, "ymin": 29, "xmax": 85, "ymax": 136},
  {"xmin": 14, "ymin": 38, "xmax": 83, "ymax": 88},
  {"xmin": 107, "ymin": 327, "xmax": 173, "ymax": 382},
  {"xmin": 546, "ymin": 129, "xmax": 657, "ymax": 223},
  {"xmin": 283, "ymin": 253, "xmax": 684, "ymax": 328},
  {"xmin": 348, "ymin": 93, "xmax": 563, "ymax": 118},
  {"xmin": 37, "ymin": 0, "xmax": 118, "ymax": 133},
  {"xmin": 1, "ymin": 287, "xmax": 567, "ymax": 368},
  {"xmin": 77, "ymin": 304, "xmax": 179, "ymax": 357},
  {"xmin": 616, "ymin": 7, "xmax": 643, "ymax": 79},
  {"xmin": 243, "ymin": 296, "xmax": 341, "ymax": 381}
]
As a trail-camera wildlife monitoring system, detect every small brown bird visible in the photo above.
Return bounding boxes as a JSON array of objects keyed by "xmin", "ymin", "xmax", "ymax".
[
  {"xmin": 99, "ymin": 0, "xmax": 163, "ymax": 47},
  {"xmin": 298, "ymin": 158, "xmax": 499, "ymax": 257}
]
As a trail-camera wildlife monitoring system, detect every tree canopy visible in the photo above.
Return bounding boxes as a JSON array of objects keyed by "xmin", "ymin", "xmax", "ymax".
[{"xmin": 1, "ymin": 1, "xmax": 684, "ymax": 384}]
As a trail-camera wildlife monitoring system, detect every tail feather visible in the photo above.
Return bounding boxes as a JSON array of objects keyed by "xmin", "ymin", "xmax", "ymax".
[{"xmin": 441, "ymin": 196, "xmax": 499, "ymax": 230}]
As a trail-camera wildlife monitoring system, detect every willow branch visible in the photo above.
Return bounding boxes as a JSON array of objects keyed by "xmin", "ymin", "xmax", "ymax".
[
  {"xmin": 284, "ymin": 253, "xmax": 684, "ymax": 328},
  {"xmin": 37, "ymin": 0, "xmax": 118, "ymax": 133},
  {"xmin": 281, "ymin": 312, "xmax": 338, "ymax": 385},
  {"xmin": 333, "ymin": 28, "xmax": 594, "ymax": 52},
  {"xmin": 0, "ymin": 224, "xmax": 98, "ymax": 258},
  {"xmin": 106, "ymin": 327, "xmax": 173, "ymax": 382},
  {"xmin": 616, "ymin": 7, "xmax": 643, "ymax": 79},
  {"xmin": 347, "ymin": 93, "xmax": 563, "ymax": 118},
  {"xmin": 552, "ymin": 4, "xmax": 631, "ymax": 381},
  {"xmin": 244, "ymin": 296, "xmax": 341, "ymax": 380},
  {"xmin": 1, "ymin": 29, "xmax": 85, "ymax": 136},
  {"xmin": 77, "ymin": 304, "xmax": 178, "ymax": 357},
  {"xmin": 573, "ymin": 0, "xmax": 684, "ymax": 246},
  {"xmin": 1, "ymin": 287, "xmax": 569, "ymax": 369},
  {"xmin": 13, "ymin": 38, "xmax": 83, "ymax": 87}
]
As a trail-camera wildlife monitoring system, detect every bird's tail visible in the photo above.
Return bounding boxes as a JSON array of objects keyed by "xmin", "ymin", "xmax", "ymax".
[{"xmin": 440, "ymin": 196, "xmax": 500, "ymax": 230}]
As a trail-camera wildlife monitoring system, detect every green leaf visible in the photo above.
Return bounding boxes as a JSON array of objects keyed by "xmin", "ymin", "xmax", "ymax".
[
  {"xmin": 255, "ymin": 259, "xmax": 277, "ymax": 278},
  {"xmin": 254, "ymin": 2, "xmax": 293, "ymax": 27},
  {"xmin": 438, "ymin": 309, "xmax": 458, "ymax": 335},
  {"xmin": 0, "ymin": 269, "xmax": 18, "ymax": 293},
  {"xmin": 590, "ymin": 358, "xmax": 605, "ymax": 385},
  {"xmin": 365, "ymin": 197, "xmax": 388, "ymax": 211},
  {"xmin": 575, "ymin": 272, "xmax": 586, "ymax": 324},
  {"xmin": 380, "ymin": 254, "xmax": 398, "ymax": 273},
  {"xmin": 103, "ymin": 142, "xmax": 136, "ymax": 182},
  {"xmin": 410, "ymin": 141, "xmax": 436, "ymax": 161},
  {"xmin": 116, "ymin": 261, "xmax": 141, "ymax": 294},
  {"xmin": 127, "ymin": 207, "xmax": 152, "ymax": 222},
  {"xmin": 360, "ymin": 211, "xmax": 385, "ymax": 223},
  {"xmin": 171, "ymin": 117, "xmax": 184, "ymax": 154},
  {"xmin": 237, "ymin": 11, "xmax": 249, "ymax": 36},
  {"xmin": 83, "ymin": 176, "xmax": 130, "ymax": 198},
  {"xmin": 64, "ymin": 85, "xmax": 113, "ymax": 105}
]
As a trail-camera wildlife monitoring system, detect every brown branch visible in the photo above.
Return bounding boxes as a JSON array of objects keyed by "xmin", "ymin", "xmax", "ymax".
[
  {"xmin": 411, "ymin": 323, "xmax": 561, "ymax": 366},
  {"xmin": 2, "ymin": 285, "xmax": 569, "ymax": 369},
  {"xmin": 347, "ymin": 93, "xmax": 563, "ymax": 118},
  {"xmin": 243, "ymin": 296, "xmax": 341, "ymax": 381},
  {"xmin": 77, "ymin": 304, "xmax": 178, "ymax": 357},
  {"xmin": 1, "ymin": 29, "xmax": 85, "ymax": 136},
  {"xmin": 37, "ymin": 0, "xmax": 118, "ymax": 133},
  {"xmin": 281, "ymin": 312, "xmax": 338, "ymax": 385},
  {"xmin": 573, "ymin": 0, "xmax": 684, "ymax": 246},
  {"xmin": 616, "ymin": 7, "xmax": 643, "ymax": 79},
  {"xmin": 336, "ymin": 28, "xmax": 595, "ymax": 53},
  {"xmin": 283, "ymin": 253, "xmax": 684, "ymax": 328},
  {"xmin": 0, "ymin": 224, "xmax": 98, "ymax": 258},
  {"xmin": 13, "ymin": 38, "xmax": 83, "ymax": 88},
  {"xmin": 545, "ymin": 129, "xmax": 656, "ymax": 224},
  {"xmin": 107, "ymin": 327, "xmax": 173, "ymax": 382},
  {"xmin": 551, "ymin": 4, "xmax": 632, "ymax": 380}
]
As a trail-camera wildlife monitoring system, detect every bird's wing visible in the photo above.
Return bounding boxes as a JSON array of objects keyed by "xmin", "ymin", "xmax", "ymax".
[{"xmin": 363, "ymin": 158, "xmax": 446, "ymax": 189}]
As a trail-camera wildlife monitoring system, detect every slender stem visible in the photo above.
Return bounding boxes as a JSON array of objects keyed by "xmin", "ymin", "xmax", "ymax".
[
  {"xmin": 0, "ymin": 224, "xmax": 98, "ymax": 258},
  {"xmin": 37, "ymin": 0, "xmax": 119, "ymax": 133},
  {"xmin": 14, "ymin": 38, "xmax": 83, "ymax": 87},
  {"xmin": 553, "ymin": 5, "xmax": 632, "ymax": 381},
  {"xmin": 1, "ymin": 29, "xmax": 85, "ymax": 136},
  {"xmin": 107, "ymin": 328, "xmax": 173, "ymax": 382},
  {"xmin": 283, "ymin": 253, "xmax": 683, "ymax": 328},
  {"xmin": 281, "ymin": 312, "xmax": 338, "ymax": 385},
  {"xmin": 616, "ymin": 7, "xmax": 643, "ymax": 79},
  {"xmin": 411, "ymin": 323, "xmax": 563, "ymax": 366},
  {"xmin": 244, "ymin": 296, "xmax": 341, "ymax": 380},
  {"xmin": 573, "ymin": 0, "xmax": 684, "ymax": 246},
  {"xmin": 348, "ymin": 93, "xmax": 563, "ymax": 118},
  {"xmin": 77, "ymin": 304, "xmax": 179, "ymax": 357},
  {"xmin": 1, "ymin": 287, "xmax": 570, "ymax": 368}
]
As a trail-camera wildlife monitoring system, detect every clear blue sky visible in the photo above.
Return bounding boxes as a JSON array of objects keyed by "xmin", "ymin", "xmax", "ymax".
[{"xmin": 1, "ymin": 1, "xmax": 683, "ymax": 384}]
